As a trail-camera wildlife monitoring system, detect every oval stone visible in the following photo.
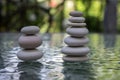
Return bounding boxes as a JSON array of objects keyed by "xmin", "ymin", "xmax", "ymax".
[
  {"xmin": 18, "ymin": 35, "xmax": 42, "ymax": 49},
  {"xmin": 63, "ymin": 55, "xmax": 89, "ymax": 62},
  {"xmin": 67, "ymin": 22, "xmax": 86, "ymax": 27},
  {"xmin": 61, "ymin": 46, "xmax": 90, "ymax": 56},
  {"xmin": 21, "ymin": 26, "xmax": 40, "ymax": 35},
  {"xmin": 68, "ymin": 17, "xmax": 85, "ymax": 23},
  {"xmin": 64, "ymin": 36, "xmax": 89, "ymax": 46},
  {"xmin": 70, "ymin": 11, "xmax": 83, "ymax": 17},
  {"xmin": 66, "ymin": 27, "xmax": 89, "ymax": 37},
  {"xmin": 17, "ymin": 49, "xmax": 43, "ymax": 61}
]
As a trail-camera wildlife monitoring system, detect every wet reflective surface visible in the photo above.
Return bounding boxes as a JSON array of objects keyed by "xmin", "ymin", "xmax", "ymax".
[{"xmin": 0, "ymin": 33, "xmax": 120, "ymax": 80}]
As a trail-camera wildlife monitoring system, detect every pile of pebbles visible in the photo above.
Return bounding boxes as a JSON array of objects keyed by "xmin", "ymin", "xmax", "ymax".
[
  {"xmin": 61, "ymin": 11, "xmax": 90, "ymax": 62},
  {"xmin": 17, "ymin": 26, "xmax": 43, "ymax": 61}
]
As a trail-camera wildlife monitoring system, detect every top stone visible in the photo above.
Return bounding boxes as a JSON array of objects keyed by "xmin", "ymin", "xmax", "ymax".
[
  {"xmin": 21, "ymin": 26, "xmax": 40, "ymax": 35},
  {"xmin": 70, "ymin": 11, "xmax": 83, "ymax": 17}
]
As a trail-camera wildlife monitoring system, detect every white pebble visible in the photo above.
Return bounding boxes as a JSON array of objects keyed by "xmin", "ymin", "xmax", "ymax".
[
  {"xmin": 21, "ymin": 26, "xmax": 40, "ymax": 35},
  {"xmin": 17, "ymin": 49, "xmax": 43, "ymax": 61},
  {"xmin": 61, "ymin": 46, "xmax": 90, "ymax": 56},
  {"xmin": 66, "ymin": 27, "xmax": 89, "ymax": 37},
  {"xmin": 67, "ymin": 23, "xmax": 86, "ymax": 27},
  {"xmin": 69, "ymin": 11, "xmax": 83, "ymax": 17},
  {"xmin": 18, "ymin": 35, "xmax": 42, "ymax": 49},
  {"xmin": 68, "ymin": 17, "xmax": 85, "ymax": 23},
  {"xmin": 64, "ymin": 36, "xmax": 89, "ymax": 46}
]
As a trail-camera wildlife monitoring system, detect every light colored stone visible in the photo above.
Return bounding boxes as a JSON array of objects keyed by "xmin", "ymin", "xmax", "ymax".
[
  {"xmin": 66, "ymin": 27, "xmax": 88, "ymax": 37},
  {"xmin": 18, "ymin": 35, "xmax": 42, "ymax": 49},
  {"xmin": 21, "ymin": 26, "xmax": 40, "ymax": 35},
  {"xmin": 67, "ymin": 22, "xmax": 86, "ymax": 27},
  {"xmin": 70, "ymin": 11, "xmax": 83, "ymax": 17},
  {"xmin": 63, "ymin": 55, "xmax": 89, "ymax": 62},
  {"xmin": 68, "ymin": 17, "xmax": 85, "ymax": 23},
  {"xmin": 61, "ymin": 46, "xmax": 90, "ymax": 56},
  {"xmin": 64, "ymin": 36, "xmax": 89, "ymax": 46},
  {"xmin": 17, "ymin": 49, "xmax": 43, "ymax": 61}
]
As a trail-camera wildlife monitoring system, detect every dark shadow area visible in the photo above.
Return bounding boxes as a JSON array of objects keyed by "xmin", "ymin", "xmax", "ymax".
[
  {"xmin": 0, "ymin": 36, "xmax": 5, "ymax": 69},
  {"xmin": 62, "ymin": 61, "xmax": 95, "ymax": 80},
  {"xmin": 0, "ymin": 53, "xmax": 4, "ymax": 69},
  {"xmin": 17, "ymin": 62, "xmax": 43, "ymax": 80},
  {"xmin": 104, "ymin": 34, "xmax": 116, "ymax": 48}
]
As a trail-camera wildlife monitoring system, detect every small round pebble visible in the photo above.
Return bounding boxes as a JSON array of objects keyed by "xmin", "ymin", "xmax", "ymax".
[
  {"xmin": 69, "ymin": 17, "xmax": 85, "ymax": 23},
  {"xmin": 63, "ymin": 55, "xmax": 89, "ymax": 62},
  {"xmin": 17, "ymin": 49, "xmax": 43, "ymax": 61},
  {"xmin": 61, "ymin": 46, "xmax": 90, "ymax": 56},
  {"xmin": 67, "ymin": 22, "xmax": 86, "ymax": 27},
  {"xmin": 64, "ymin": 36, "xmax": 89, "ymax": 46},
  {"xmin": 18, "ymin": 35, "xmax": 42, "ymax": 49},
  {"xmin": 66, "ymin": 27, "xmax": 89, "ymax": 37},
  {"xmin": 70, "ymin": 11, "xmax": 83, "ymax": 17},
  {"xmin": 21, "ymin": 26, "xmax": 40, "ymax": 35}
]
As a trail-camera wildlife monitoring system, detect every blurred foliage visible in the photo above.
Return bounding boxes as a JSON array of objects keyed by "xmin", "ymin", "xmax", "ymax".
[
  {"xmin": 0, "ymin": 0, "xmax": 119, "ymax": 33},
  {"xmin": 74, "ymin": 0, "xmax": 105, "ymax": 32}
]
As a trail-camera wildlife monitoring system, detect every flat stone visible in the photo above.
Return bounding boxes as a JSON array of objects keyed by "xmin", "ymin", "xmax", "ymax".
[
  {"xmin": 18, "ymin": 35, "xmax": 42, "ymax": 49},
  {"xmin": 70, "ymin": 11, "xmax": 83, "ymax": 17},
  {"xmin": 21, "ymin": 26, "xmax": 40, "ymax": 35},
  {"xmin": 67, "ymin": 22, "xmax": 86, "ymax": 27},
  {"xmin": 64, "ymin": 36, "xmax": 89, "ymax": 46},
  {"xmin": 68, "ymin": 17, "xmax": 85, "ymax": 23},
  {"xmin": 63, "ymin": 55, "xmax": 89, "ymax": 62},
  {"xmin": 17, "ymin": 49, "xmax": 43, "ymax": 61},
  {"xmin": 66, "ymin": 27, "xmax": 89, "ymax": 37},
  {"xmin": 61, "ymin": 46, "xmax": 90, "ymax": 56}
]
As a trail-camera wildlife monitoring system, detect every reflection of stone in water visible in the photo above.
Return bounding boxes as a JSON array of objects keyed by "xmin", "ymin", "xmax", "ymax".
[
  {"xmin": 0, "ymin": 37, "xmax": 5, "ymax": 69},
  {"xmin": 17, "ymin": 62, "xmax": 43, "ymax": 80},
  {"xmin": 62, "ymin": 61, "xmax": 95, "ymax": 80},
  {"xmin": 0, "ymin": 53, "xmax": 4, "ymax": 69},
  {"xmin": 104, "ymin": 34, "xmax": 116, "ymax": 48}
]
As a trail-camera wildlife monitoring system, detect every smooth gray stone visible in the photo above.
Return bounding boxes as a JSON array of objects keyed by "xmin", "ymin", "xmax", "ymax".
[
  {"xmin": 66, "ymin": 27, "xmax": 89, "ymax": 37},
  {"xmin": 64, "ymin": 36, "xmax": 89, "ymax": 46},
  {"xmin": 63, "ymin": 55, "xmax": 89, "ymax": 62},
  {"xmin": 70, "ymin": 11, "xmax": 83, "ymax": 17},
  {"xmin": 18, "ymin": 35, "xmax": 42, "ymax": 49},
  {"xmin": 67, "ymin": 22, "xmax": 86, "ymax": 27},
  {"xmin": 68, "ymin": 17, "xmax": 85, "ymax": 23},
  {"xmin": 21, "ymin": 26, "xmax": 40, "ymax": 35},
  {"xmin": 61, "ymin": 46, "xmax": 90, "ymax": 56},
  {"xmin": 17, "ymin": 49, "xmax": 43, "ymax": 61}
]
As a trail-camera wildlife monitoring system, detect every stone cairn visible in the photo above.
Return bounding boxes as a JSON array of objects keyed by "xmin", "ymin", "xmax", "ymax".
[
  {"xmin": 61, "ymin": 11, "xmax": 90, "ymax": 62},
  {"xmin": 17, "ymin": 26, "xmax": 43, "ymax": 61}
]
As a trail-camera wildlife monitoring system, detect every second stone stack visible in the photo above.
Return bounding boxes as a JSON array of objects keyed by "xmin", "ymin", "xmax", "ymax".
[
  {"xmin": 61, "ymin": 11, "xmax": 90, "ymax": 62},
  {"xmin": 17, "ymin": 26, "xmax": 43, "ymax": 61}
]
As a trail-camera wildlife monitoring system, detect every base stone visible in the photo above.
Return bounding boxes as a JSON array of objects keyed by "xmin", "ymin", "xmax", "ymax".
[
  {"xmin": 17, "ymin": 49, "xmax": 43, "ymax": 61},
  {"xmin": 62, "ymin": 56, "xmax": 89, "ymax": 62}
]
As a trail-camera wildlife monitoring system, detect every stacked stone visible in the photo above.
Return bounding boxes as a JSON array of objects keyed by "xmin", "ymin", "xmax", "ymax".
[
  {"xmin": 61, "ymin": 11, "xmax": 90, "ymax": 62},
  {"xmin": 17, "ymin": 26, "xmax": 43, "ymax": 61}
]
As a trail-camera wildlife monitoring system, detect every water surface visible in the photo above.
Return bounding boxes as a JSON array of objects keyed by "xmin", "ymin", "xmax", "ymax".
[{"xmin": 0, "ymin": 33, "xmax": 120, "ymax": 80}]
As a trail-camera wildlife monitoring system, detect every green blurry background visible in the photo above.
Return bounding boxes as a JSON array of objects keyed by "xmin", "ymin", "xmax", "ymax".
[{"xmin": 0, "ymin": 0, "xmax": 119, "ymax": 33}]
